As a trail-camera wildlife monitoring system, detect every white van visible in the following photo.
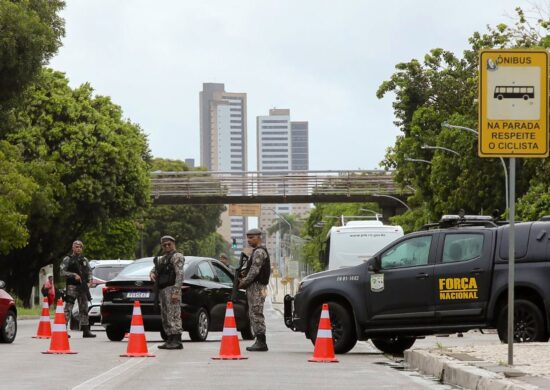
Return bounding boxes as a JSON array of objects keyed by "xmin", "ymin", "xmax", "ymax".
[{"xmin": 322, "ymin": 220, "xmax": 404, "ymax": 270}]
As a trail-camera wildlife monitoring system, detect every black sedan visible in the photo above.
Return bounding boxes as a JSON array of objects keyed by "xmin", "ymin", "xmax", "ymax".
[{"xmin": 101, "ymin": 256, "xmax": 253, "ymax": 342}]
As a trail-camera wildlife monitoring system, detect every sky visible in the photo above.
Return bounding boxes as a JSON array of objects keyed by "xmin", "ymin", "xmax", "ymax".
[{"xmin": 49, "ymin": 0, "xmax": 529, "ymax": 171}]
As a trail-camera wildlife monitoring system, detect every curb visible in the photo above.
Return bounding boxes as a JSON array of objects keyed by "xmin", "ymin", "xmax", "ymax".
[{"xmin": 405, "ymin": 349, "xmax": 537, "ymax": 390}]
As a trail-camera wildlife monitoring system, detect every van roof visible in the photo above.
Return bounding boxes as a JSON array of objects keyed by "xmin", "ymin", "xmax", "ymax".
[{"xmin": 345, "ymin": 220, "xmax": 384, "ymax": 227}]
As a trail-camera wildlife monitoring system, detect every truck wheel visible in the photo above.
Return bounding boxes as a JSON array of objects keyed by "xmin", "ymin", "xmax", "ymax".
[
  {"xmin": 106, "ymin": 326, "xmax": 125, "ymax": 341},
  {"xmin": 371, "ymin": 336, "xmax": 416, "ymax": 355},
  {"xmin": 497, "ymin": 299, "xmax": 546, "ymax": 342},
  {"xmin": 308, "ymin": 301, "xmax": 357, "ymax": 354}
]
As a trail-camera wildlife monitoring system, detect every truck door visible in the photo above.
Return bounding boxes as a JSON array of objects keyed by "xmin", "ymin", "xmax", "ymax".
[
  {"xmin": 434, "ymin": 231, "xmax": 493, "ymax": 324},
  {"xmin": 366, "ymin": 233, "xmax": 437, "ymax": 325}
]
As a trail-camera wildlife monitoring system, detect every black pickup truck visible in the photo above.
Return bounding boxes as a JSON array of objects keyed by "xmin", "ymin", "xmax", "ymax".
[{"xmin": 284, "ymin": 215, "xmax": 550, "ymax": 354}]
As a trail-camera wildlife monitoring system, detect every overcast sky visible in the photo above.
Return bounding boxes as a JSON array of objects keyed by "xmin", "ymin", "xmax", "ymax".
[{"xmin": 49, "ymin": 0, "xmax": 527, "ymax": 171}]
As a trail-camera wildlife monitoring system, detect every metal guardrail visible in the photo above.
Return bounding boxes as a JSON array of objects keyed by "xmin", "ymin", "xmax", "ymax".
[{"xmin": 151, "ymin": 170, "xmax": 411, "ymax": 206}]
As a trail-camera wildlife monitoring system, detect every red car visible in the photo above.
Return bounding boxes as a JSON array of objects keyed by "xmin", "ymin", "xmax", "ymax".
[{"xmin": 0, "ymin": 280, "xmax": 17, "ymax": 343}]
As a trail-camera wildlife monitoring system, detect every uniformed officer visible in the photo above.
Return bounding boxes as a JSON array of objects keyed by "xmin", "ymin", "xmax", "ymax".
[
  {"xmin": 60, "ymin": 240, "xmax": 95, "ymax": 338},
  {"xmin": 239, "ymin": 228, "xmax": 271, "ymax": 352},
  {"xmin": 149, "ymin": 235, "xmax": 185, "ymax": 350}
]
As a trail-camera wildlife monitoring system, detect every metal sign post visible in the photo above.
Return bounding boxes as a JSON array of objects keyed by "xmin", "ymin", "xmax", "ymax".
[
  {"xmin": 479, "ymin": 49, "xmax": 548, "ymax": 366},
  {"xmin": 507, "ymin": 158, "xmax": 515, "ymax": 365}
]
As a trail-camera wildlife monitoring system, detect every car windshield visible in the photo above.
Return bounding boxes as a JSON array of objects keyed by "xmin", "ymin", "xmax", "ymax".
[
  {"xmin": 117, "ymin": 260, "xmax": 189, "ymax": 278},
  {"xmin": 93, "ymin": 265, "xmax": 128, "ymax": 281}
]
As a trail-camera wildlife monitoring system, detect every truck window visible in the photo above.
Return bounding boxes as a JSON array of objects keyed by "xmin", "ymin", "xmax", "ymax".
[
  {"xmin": 380, "ymin": 236, "xmax": 432, "ymax": 269},
  {"xmin": 442, "ymin": 234, "xmax": 484, "ymax": 263}
]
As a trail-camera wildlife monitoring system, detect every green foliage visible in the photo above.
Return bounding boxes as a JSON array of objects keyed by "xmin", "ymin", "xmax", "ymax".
[
  {"xmin": 377, "ymin": 7, "xmax": 550, "ymax": 224},
  {"xmin": 0, "ymin": 69, "xmax": 151, "ymax": 305},
  {"xmin": 82, "ymin": 219, "xmax": 140, "ymax": 260},
  {"xmin": 0, "ymin": 141, "xmax": 38, "ymax": 253},
  {"xmin": 194, "ymin": 232, "xmax": 231, "ymax": 260},
  {"xmin": 267, "ymin": 213, "xmax": 303, "ymax": 238},
  {"xmin": 138, "ymin": 158, "xmax": 225, "ymax": 257},
  {"xmin": 0, "ymin": 0, "xmax": 65, "ymax": 103}
]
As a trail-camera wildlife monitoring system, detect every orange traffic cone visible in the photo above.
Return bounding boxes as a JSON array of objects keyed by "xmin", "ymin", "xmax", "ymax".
[
  {"xmin": 309, "ymin": 303, "xmax": 338, "ymax": 363},
  {"xmin": 42, "ymin": 299, "xmax": 77, "ymax": 354},
  {"xmin": 33, "ymin": 297, "xmax": 52, "ymax": 339},
  {"xmin": 121, "ymin": 301, "xmax": 155, "ymax": 357},
  {"xmin": 212, "ymin": 301, "xmax": 247, "ymax": 360}
]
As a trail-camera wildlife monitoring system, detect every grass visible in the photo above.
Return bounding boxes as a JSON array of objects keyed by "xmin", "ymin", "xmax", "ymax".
[{"xmin": 14, "ymin": 296, "xmax": 54, "ymax": 316}]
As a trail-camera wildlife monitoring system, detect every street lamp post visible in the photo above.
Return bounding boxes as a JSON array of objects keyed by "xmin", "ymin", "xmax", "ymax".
[
  {"xmin": 372, "ymin": 194, "xmax": 411, "ymax": 211},
  {"xmin": 404, "ymin": 157, "xmax": 432, "ymax": 165},
  {"xmin": 421, "ymin": 144, "xmax": 461, "ymax": 157},
  {"xmin": 442, "ymin": 122, "xmax": 509, "ymax": 212}
]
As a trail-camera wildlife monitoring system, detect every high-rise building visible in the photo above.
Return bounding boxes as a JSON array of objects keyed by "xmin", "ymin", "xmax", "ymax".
[
  {"xmin": 257, "ymin": 109, "xmax": 310, "ymax": 269},
  {"xmin": 199, "ymin": 83, "xmax": 248, "ymax": 255}
]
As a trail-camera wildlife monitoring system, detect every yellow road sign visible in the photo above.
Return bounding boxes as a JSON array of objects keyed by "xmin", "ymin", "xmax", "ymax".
[
  {"xmin": 228, "ymin": 204, "xmax": 261, "ymax": 217},
  {"xmin": 479, "ymin": 49, "xmax": 548, "ymax": 157}
]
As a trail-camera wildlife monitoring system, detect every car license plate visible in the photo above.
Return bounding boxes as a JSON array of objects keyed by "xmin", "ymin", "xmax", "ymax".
[{"xmin": 126, "ymin": 292, "xmax": 150, "ymax": 299}]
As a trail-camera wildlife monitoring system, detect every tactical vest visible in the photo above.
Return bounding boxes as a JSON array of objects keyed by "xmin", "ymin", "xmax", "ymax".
[
  {"xmin": 244, "ymin": 246, "xmax": 271, "ymax": 285},
  {"xmin": 65, "ymin": 256, "xmax": 88, "ymax": 286},
  {"xmin": 155, "ymin": 252, "xmax": 176, "ymax": 289}
]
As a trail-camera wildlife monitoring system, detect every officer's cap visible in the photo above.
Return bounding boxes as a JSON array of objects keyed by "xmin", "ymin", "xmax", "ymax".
[
  {"xmin": 160, "ymin": 235, "xmax": 176, "ymax": 243},
  {"xmin": 246, "ymin": 228, "xmax": 262, "ymax": 236},
  {"xmin": 73, "ymin": 240, "xmax": 84, "ymax": 247}
]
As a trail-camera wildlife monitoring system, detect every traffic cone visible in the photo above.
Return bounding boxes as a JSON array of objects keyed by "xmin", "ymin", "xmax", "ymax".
[
  {"xmin": 212, "ymin": 301, "xmax": 247, "ymax": 360},
  {"xmin": 42, "ymin": 299, "xmax": 77, "ymax": 354},
  {"xmin": 33, "ymin": 297, "xmax": 52, "ymax": 339},
  {"xmin": 121, "ymin": 301, "xmax": 155, "ymax": 357},
  {"xmin": 309, "ymin": 303, "xmax": 338, "ymax": 363}
]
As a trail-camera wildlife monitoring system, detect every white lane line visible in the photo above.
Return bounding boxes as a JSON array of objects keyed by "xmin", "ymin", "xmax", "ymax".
[{"xmin": 72, "ymin": 358, "xmax": 147, "ymax": 390}]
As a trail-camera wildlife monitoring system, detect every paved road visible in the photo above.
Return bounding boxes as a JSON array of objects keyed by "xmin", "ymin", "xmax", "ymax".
[{"xmin": 2, "ymin": 301, "xmax": 459, "ymax": 390}]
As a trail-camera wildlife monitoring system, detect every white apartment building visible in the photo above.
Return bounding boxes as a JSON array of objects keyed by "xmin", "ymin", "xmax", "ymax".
[
  {"xmin": 200, "ymin": 83, "xmax": 247, "ymax": 256},
  {"xmin": 257, "ymin": 109, "xmax": 310, "ymax": 269}
]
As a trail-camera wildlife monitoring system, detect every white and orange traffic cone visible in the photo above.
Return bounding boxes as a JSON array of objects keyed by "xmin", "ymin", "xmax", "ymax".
[
  {"xmin": 42, "ymin": 299, "xmax": 77, "ymax": 354},
  {"xmin": 121, "ymin": 301, "xmax": 155, "ymax": 357},
  {"xmin": 212, "ymin": 301, "xmax": 247, "ymax": 360},
  {"xmin": 33, "ymin": 297, "xmax": 52, "ymax": 339},
  {"xmin": 309, "ymin": 303, "xmax": 338, "ymax": 363}
]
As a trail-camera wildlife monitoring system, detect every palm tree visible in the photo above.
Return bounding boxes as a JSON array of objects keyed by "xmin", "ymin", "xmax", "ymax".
[{"xmin": 267, "ymin": 213, "xmax": 303, "ymax": 238}]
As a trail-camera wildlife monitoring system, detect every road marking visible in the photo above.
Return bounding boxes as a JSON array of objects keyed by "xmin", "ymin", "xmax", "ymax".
[{"xmin": 72, "ymin": 358, "xmax": 147, "ymax": 390}]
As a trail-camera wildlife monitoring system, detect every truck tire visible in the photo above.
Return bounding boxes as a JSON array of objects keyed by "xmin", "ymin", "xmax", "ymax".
[
  {"xmin": 497, "ymin": 299, "xmax": 546, "ymax": 342},
  {"xmin": 371, "ymin": 336, "xmax": 416, "ymax": 355},
  {"xmin": 308, "ymin": 301, "xmax": 357, "ymax": 354}
]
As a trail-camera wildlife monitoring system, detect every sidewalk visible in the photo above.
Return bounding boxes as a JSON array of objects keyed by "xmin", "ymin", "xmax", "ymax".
[{"xmin": 405, "ymin": 336, "xmax": 550, "ymax": 389}]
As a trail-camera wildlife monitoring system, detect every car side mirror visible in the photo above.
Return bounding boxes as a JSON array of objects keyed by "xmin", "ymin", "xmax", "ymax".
[
  {"xmin": 368, "ymin": 257, "xmax": 381, "ymax": 273},
  {"xmin": 0, "ymin": 280, "xmax": 5, "ymax": 289}
]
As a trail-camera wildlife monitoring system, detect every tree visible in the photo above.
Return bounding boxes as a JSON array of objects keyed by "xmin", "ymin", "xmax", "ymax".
[
  {"xmin": 0, "ymin": 69, "xmax": 151, "ymax": 305},
  {"xmin": 0, "ymin": 0, "xmax": 65, "ymax": 104},
  {"xmin": 0, "ymin": 141, "xmax": 38, "ymax": 253},
  {"xmin": 138, "ymin": 158, "xmax": 225, "ymax": 257},
  {"xmin": 377, "ymin": 7, "xmax": 547, "ymax": 230},
  {"xmin": 267, "ymin": 213, "xmax": 303, "ymax": 238}
]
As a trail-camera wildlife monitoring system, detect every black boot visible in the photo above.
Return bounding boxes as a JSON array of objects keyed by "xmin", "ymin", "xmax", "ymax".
[
  {"xmin": 165, "ymin": 334, "xmax": 183, "ymax": 350},
  {"xmin": 246, "ymin": 334, "xmax": 268, "ymax": 351},
  {"xmin": 158, "ymin": 334, "xmax": 172, "ymax": 349},
  {"xmin": 82, "ymin": 325, "xmax": 96, "ymax": 338}
]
